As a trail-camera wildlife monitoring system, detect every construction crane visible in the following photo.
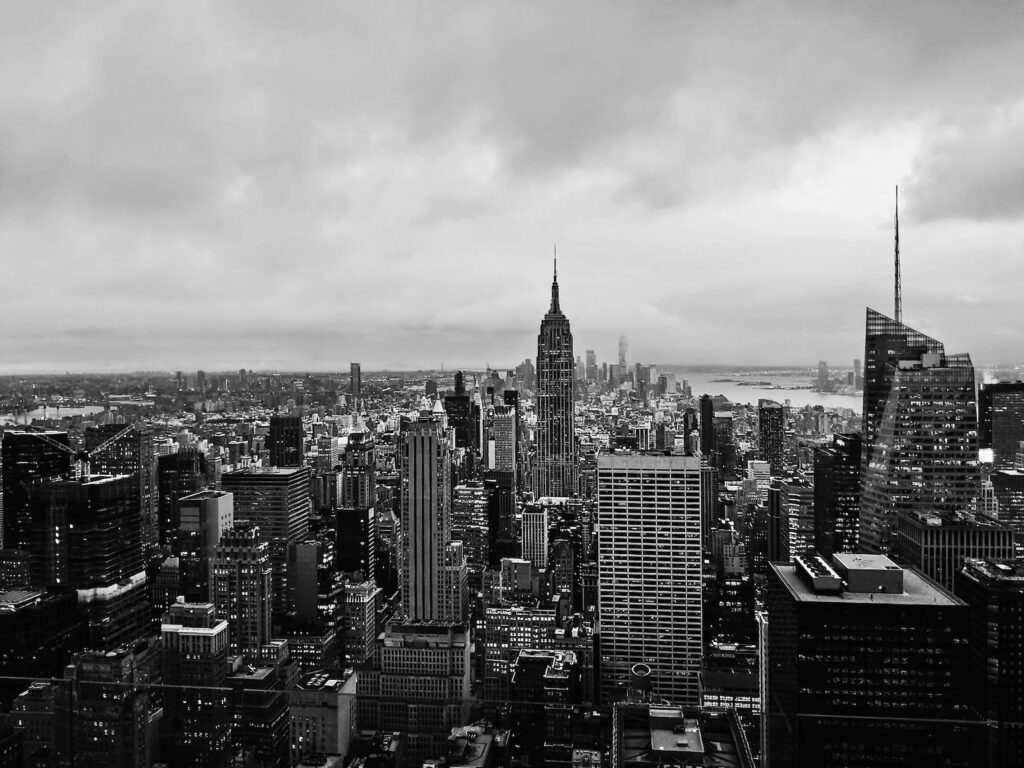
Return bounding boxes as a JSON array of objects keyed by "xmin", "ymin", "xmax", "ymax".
[{"xmin": 17, "ymin": 422, "xmax": 141, "ymax": 478}]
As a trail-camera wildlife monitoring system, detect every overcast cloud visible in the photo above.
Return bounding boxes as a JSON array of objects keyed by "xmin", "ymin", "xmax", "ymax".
[{"xmin": 2, "ymin": 1, "xmax": 1023, "ymax": 373}]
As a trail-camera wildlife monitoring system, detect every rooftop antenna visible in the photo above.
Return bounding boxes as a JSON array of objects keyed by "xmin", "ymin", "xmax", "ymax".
[
  {"xmin": 894, "ymin": 185, "xmax": 902, "ymax": 323},
  {"xmin": 554, "ymin": 245, "xmax": 557, "ymax": 280}
]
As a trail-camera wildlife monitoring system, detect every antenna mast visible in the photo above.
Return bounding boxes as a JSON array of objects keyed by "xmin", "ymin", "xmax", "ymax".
[{"xmin": 894, "ymin": 185, "xmax": 902, "ymax": 323}]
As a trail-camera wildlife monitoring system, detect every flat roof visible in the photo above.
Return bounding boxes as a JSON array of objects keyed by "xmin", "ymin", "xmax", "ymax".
[{"xmin": 772, "ymin": 562, "xmax": 961, "ymax": 606}]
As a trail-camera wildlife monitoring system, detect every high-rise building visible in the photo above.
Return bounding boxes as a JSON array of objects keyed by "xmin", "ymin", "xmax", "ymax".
[
  {"xmin": 955, "ymin": 558, "xmax": 1024, "ymax": 768},
  {"xmin": 585, "ymin": 349, "xmax": 598, "ymax": 382},
  {"xmin": 765, "ymin": 553, "xmax": 983, "ymax": 768},
  {"xmin": 757, "ymin": 400, "xmax": 785, "ymax": 476},
  {"xmin": 357, "ymin": 622, "xmax": 472, "ymax": 768},
  {"xmin": 979, "ymin": 381, "xmax": 1024, "ymax": 470},
  {"xmin": 350, "ymin": 362, "xmax": 362, "ymax": 404},
  {"xmin": 221, "ymin": 466, "xmax": 311, "ymax": 615},
  {"xmin": 812, "ymin": 433, "xmax": 861, "ymax": 558},
  {"xmin": 0, "ymin": 430, "xmax": 73, "ymax": 577},
  {"xmin": 267, "ymin": 415, "xmax": 304, "ymax": 468},
  {"xmin": 861, "ymin": 307, "xmax": 944, "ymax": 449},
  {"xmin": 699, "ymin": 395, "xmax": 716, "ymax": 457},
  {"xmin": 43, "ymin": 474, "xmax": 150, "ymax": 650},
  {"xmin": 895, "ymin": 510, "xmax": 1014, "ymax": 590},
  {"xmin": 85, "ymin": 424, "xmax": 158, "ymax": 553},
  {"xmin": 534, "ymin": 262, "xmax": 578, "ymax": 498},
  {"xmin": 400, "ymin": 417, "xmax": 464, "ymax": 622},
  {"xmin": 521, "ymin": 506, "xmax": 549, "ymax": 570},
  {"xmin": 157, "ymin": 447, "xmax": 206, "ymax": 551},
  {"xmin": 65, "ymin": 648, "xmax": 160, "ymax": 768},
  {"xmin": 597, "ymin": 454, "xmax": 702, "ymax": 705},
  {"xmin": 338, "ymin": 433, "xmax": 377, "ymax": 581},
  {"xmin": 618, "ymin": 335, "xmax": 628, "ymax": 379},
  {"xmin": 212, "ymin": 522, "xmax": 272, "ymax": 655},
  {"xmin": 161, "ymin": 601, "xmax": 231, "ymax": 767},
  {"xmin": 859, "ymin": 332, "xmax": 980, "ymax": 555},
  {"xmin": 177, "ymin": 489, "xmax": 233, "ymax": 603}
]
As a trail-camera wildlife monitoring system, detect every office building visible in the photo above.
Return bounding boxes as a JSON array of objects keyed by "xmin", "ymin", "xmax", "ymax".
[
  {"xmin": 612, "ymin": 705, "xmax": 755, "ymax": 768},
  {"xmin": 350, "ymin": 362, "xmax": 362, "ymax": 404},
  {"xmin": 812, "ymin": 433, "xmax": 861, "ymax": 558},
  {"xmin": 772, "ymin": 475, "xmax": 814, "ymax": 562},
  {"xmin": 757, "ymin": 400, "xmax": 785, "ymax": 476},
  {"xmin": 955, "ymin": 558, "xmax": 1024, "ymax": 768},
  {"xmin": 400, "ymin": 417, "xmax": 464, "ymax": 622},
  {"xmin": 289, "ymin": 669, "xmax": 357, "ymax": 764},
  {"xmin": 222, "ymin": 466, "xmax": 311, "ymax": 615},
  {"xmin": 765, "ymin": 553, "xmax": 982, "ymax": 768},
  {"xmin": 177, "ymin": 489, "xmax": 233, "ymax": 603},
  {"xmin": 85, "ymin": 424, "xmax": 158, "ymax": 553},
  {"xmin": 895, "ymin": 510, "xmax": 1014, "ymax": 590},
  {"xmin": 534, "ymin": 262, "xmax": 578, "ymax": 498},
  {"xmin": 859, "ymin": 338, "xmax": 980, "ymax": 555},
  {"xmin": 157, "ymin": 447, "xmax": 206, "ymax": 551},
  {"xmin": 268, "ymin": 415, "xmax": 305, "ymax": 468},
  {"xmin": 65, "ymin": 648, "xmax": 160, "ymax": 768},
  {"xmin": 597, "ymin": 454, "xmax": 702, "ymax": 705},
  {"xmin": 357, "ymin": 621, "xmax": 472, "ymax": 768},
  {"xmin": 161, "ymin": 601, "xmax": 232, "ymax": 767},
  {"xmin": 343, "ymin": 580, "xmax": 381, "ymax": 666},
  {"xmin": 43, "ymin": 474, "xmax": 149, "ymax": 650},
  {"xmin": 979, "ymin": 381, "xmax": 1024, "ymax": 470},
  {"xmin": 0, "ymin": 430, "xmax": 73, "ymax": 579},
  {"xmin": 338, "ymin": 432, "xmax": 376, "ymax": 581},
  {"xmin": 212, "ymin": 522, "xmax": 272, "ymax": 655},
  {"xmin": 522, "ymin": 506, "xmax": 549, "ymax": 570}
]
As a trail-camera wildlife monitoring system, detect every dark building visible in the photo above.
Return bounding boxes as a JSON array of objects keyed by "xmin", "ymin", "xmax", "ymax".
[
  {"xmin": 42, "ymin": 475, "xmax": 150, "ymax": 650},
  {"xmin": 859, "ymin": 334, "xmax": 979, "ymax": 556},
  {"xmin": 157, "ymin": 448, "xmax": 206, "ymax": 551},
  {"xmin": 338, "ymin": 432, "xmax": 377, "ymax": 580},
  {"xmin": 84, "ymin": 424, "xmax": 157, "ymax": 553},
  {"xmin": 812, "ymin": 433, "xmax": 861, "ymax": 558},
  {"xmin": 757, "ymin": 400, "xmax": 785, "ymax": 476},
  {"xmin": 65, "ymin": 647, "xmax": 160, "ymax": 768},
  {"xmin": 955, "ymin": 558, "xmax": 1024, "ymax": 768},
  {"xmin": 176, "ymin": 489, "xmax": 234, "ymax": 603},
  {"xmin": 227, "ymin": 664, "xmax": 291, "ymax": 768},
  {"xmin": 268, "ymin": 415, "xmax": 304, "ymax": 468},
  {"xmin": 0, "ymin": 430, "xmax": 73, "ymax": 582},
  {"xmin": 613, "ymin": 705, "xmax": 755, "ymax": 768},
  {"xmin": 895, "ymin": 510, "xmax": 1014, "ymax": 591},
  {"xmin": 765, "ymin": 553, "xmax": 982, "ymax": 768},
  {"xmin": 509, "ymin": 649, "xmax": 581, "ymax": 766},
  {"xmin": 980, "ymin": 381, "xmax": 1024, "ymax": 470},
  {"xmin": 534, "ymin": 262, "xmax": 578, "ymax": 498},
  {"xmin": 222, "ymin": 466, "xmax": 311, "ymax": 616},
  {"xmin": 861, "ymin": 307, "xmax": 944, "ymax": 451},
  {"xmin": 350, "ymin": 362, "xmax": 362, "ymax": 403},
  {"xmin": 160, "ymin": 601, "xmax": 231, "ymax": 767},
  {"xmin": 212, "ymin": 523, "xmax": 272, "ymax": 655},
  {"xmin": 991, "ymin": 468, "xmax": 1024, "ymax": 536},
  {"xmin": 0, "ymin": 589, "xmax": 83, "ymax": 707},
  {"xmin": 699, "ymin": 394, "xmax": 716, "ymax": 457}
]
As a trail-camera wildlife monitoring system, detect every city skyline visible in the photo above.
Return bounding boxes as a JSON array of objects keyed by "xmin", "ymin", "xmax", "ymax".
[{"xmin": 3, "ymin": 3, "xmax": 1024, "ymax": 373}]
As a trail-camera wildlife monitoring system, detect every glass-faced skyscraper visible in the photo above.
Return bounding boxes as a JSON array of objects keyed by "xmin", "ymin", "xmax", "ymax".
[
  {"xmin": 859, "ymin": 311, "xmax": 979, "ymax": 555},
  {"xmin": 534, "ymin": 262, "xmax": 577, "ymax": 498}
]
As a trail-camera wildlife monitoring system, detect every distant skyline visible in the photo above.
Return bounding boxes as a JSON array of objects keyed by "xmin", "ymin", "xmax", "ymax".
[{"xmin": 3, "ymin": 2, "xmax": 1023, "ymax": 374}]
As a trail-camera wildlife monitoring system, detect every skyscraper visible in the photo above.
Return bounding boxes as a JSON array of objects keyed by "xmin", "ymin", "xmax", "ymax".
[
  {"xmin": 765, "ymin": 554, "xmax": 982, "ymax": 768},
  {"xmin": 400, "ymin": 417, "xmax": 464, "ymax": 622},
  {"xmin": 812, "ymin": 433, "xmax": 861, "ymax": 558},
  {"xmin": 955, "ymin": 558, "xmax": 1024, "ymax": 768},
  {"xmin": 521, "ymin": 506, "xmax": 549, "ymax": 570},
  {"xmin": 979, "ymin": 381, "xmax": 1024, "ymax": 470},
  {"xmin": 157, "ymin": 447, "xmax": 206, "ymax": 551},
  {"xmin": 534, "ymin": 261, "xmax": 578, "ymax": 498},
  {"xmin": 757, "ymin": 399, "xmax": 785, "ymax": 476},
  {"xmin": 221, "ymin": 466, "xmax": 311, "ymax": 615},
  {"xmin": 177, "ymin": 489, "xmax": 234, "ymax": 603},
  {"xmin": 84, "ymin": 424, "xmax": 157, "ymax": 554},
  {"xmin": 267, "ymin": 415, "xmax": 304, "ymax": 468},
  {"xmin": 597, "ymin": 453, "xmax": 702, "ymax": 705},
  {"xmin": 350, "ymin": 362, "xmax": 362, "ymax": 404},
  {"xmin": 859, "ymin": 331, "xmax": 980, "ymax": 555},
  {"xmin": 338, "ymin": 432, "xmax": 377, "ymax": 581},
  {"xmin": 861, "ymin": 307, "xmax": 943, "ymax": 450},
  {"xmin": 212, "ymin": 522, "xmax": 272, "ymax": 655}
]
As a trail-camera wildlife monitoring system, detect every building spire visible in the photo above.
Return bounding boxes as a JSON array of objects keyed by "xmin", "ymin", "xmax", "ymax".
[
  {"xmin": 550, "ymin": 246, "xmax": 561, "ymax": 313},
  {"xmin": 894, "ymin": 185, "xmax": 902, "ymax": 324}
]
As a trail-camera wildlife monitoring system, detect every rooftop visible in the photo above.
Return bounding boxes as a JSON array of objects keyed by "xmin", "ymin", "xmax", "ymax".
[{"xmin": 775, "ymin": 555, "xmax": 960, "ymax": 606}]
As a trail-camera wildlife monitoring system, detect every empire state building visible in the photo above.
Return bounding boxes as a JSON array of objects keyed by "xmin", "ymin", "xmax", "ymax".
[{"xmin": 534, "ymin": 260, "xmax": 578, "ymax": 497}]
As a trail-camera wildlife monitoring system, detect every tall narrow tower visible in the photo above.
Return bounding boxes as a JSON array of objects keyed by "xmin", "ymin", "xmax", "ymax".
[{"xmin": 534, "ymin": 259, "xmax": 578, "ymax": 498}]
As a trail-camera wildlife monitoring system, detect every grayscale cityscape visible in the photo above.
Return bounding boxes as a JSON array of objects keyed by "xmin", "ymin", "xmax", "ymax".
[{"xmin": 2, "ymin": 3, "xmax": 1023, "ymax": 768}]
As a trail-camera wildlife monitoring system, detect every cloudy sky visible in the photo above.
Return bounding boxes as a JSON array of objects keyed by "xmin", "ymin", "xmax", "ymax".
[{"xmin": 2, "ymin": 1, "xmax": 1023, "ymax": 374}]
